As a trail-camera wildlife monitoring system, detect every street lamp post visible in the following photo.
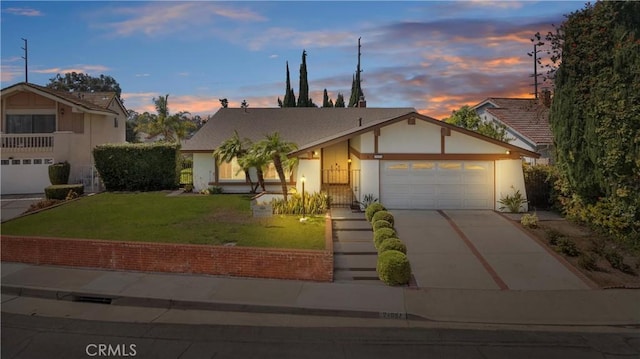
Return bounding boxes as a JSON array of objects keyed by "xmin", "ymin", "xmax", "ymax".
[{"xmin": 301, "ymin": 175, "xmax": 306, "ymax": 219}]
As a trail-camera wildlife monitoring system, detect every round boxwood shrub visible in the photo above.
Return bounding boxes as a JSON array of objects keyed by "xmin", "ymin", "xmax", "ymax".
[
  {"xmin": 372, "ymin": 219, "xmax": 393, "ymax": 231},
  {"xmin": 377, "ymin": 250, "xmax": 411, "ymax": 286},
  {"xmin": 365, "ymin": 202, "xmax": 386, "ymax": 222},
  {"xmin": 373, "ymin": 227, "xmax": 397, "ymax": 249},
  {"xmin": 48, "ymin": 161, "xmax": 70, "ymax": 185},
  {"xmin": 371, "ymin": 210, "xmax": 394, "ymax": 227},
  {"xmin": 378, "ymin": 238, "xmax": 407, "ymax": 254}
]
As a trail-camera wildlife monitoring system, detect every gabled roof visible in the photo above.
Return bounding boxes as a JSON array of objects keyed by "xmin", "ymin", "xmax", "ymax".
[
  {"xmin": 182, "ymin": 107, "xmax": 416, "ymax": 152},
  {"xmin": 290, "ymin": 111, "xmax": 540, "ymax": 158},
  {"xmin": 474, "ymin": 97, "xmax": 552, "ymax": 146},
  {"xmin": 1, "ymin": 82, "xmax": 122, "ymax": 115}
]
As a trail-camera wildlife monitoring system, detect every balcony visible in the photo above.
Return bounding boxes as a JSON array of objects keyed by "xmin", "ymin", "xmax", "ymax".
[{"xmin": 1, "ymin": 134, "xmax": 54, "ymax": 153}]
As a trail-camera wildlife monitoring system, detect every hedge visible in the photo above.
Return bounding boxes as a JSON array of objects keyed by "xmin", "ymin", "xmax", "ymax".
[
  {"xmin": 373, "ymin": 227, "xmax": 397, "ymax": 249},
  {"xmin": 377, "ymin": 250, "xmax": 411, "ymax": 286},
  {"xmin": 378, "ymin": 238, "xmax": 407, "ymax": 254},
  {"xmin": 48, "ymin": 162, "xmax": 70, "ymax": 185},
  {"xmin": 365, "ymin": 203, "xmax": 386, "ymax": 222},
  {"xmin": 93, "ymin": 143, "xmax": 180, "ymax": 191},
  {"xmin": 45, "ymin": 184, "xmax": 84, "ymax": 200},
  {"xmin": 372, "ymin": 219, "xmax": 393, "ymax": 231},
  {"xmin": 372, "ymin": 210, "xmax": 394, "ymax": 227}
]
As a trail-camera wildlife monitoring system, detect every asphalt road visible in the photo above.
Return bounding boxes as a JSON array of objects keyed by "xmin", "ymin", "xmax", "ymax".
[{"xmin": 3, "ymin": 311, "xmax": 640, "ymax": 359}]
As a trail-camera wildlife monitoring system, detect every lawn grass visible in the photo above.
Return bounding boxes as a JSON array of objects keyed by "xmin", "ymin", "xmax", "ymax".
[{"xmin": 1, "ymin": 192, "xmax": 326, "ymax": 250}]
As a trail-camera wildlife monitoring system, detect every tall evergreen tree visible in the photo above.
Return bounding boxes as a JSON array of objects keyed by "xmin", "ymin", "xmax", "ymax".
[
  {"xmin": 334, "ymin": 93, "xmax": 346, "ymax": 108},
  {"xmin": 281, "ymin": 61, "xmax": 296, "ymax": 107},
  {"xmin": 348, "ymin": 38, "xmax": 365, "ymax": 107},
  {"xmin": 322, "ymin": 89, "xmax": 334, "ymax": 108},
  {"xmin": 297, "ymin": 50, "xmax": 312, "ymax": 107}
]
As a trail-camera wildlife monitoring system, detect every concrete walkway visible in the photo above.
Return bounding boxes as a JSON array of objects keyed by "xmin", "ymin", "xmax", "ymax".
[
  {"xmin": 394, "ymin": 210, "xmax": 593, "ymax": 290},
  {"xmin": 331, "ymin": 208, "xmax": 380, "ymax": 284},
  {"xmin": 2, "ymin": 262, "xmax": 639, "ymax": 326}
]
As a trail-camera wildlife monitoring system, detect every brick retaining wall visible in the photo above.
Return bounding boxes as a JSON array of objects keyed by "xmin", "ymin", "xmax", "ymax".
[{"xmin": 1, "ymin": 217, "xmax": 334, "ymax": 282}]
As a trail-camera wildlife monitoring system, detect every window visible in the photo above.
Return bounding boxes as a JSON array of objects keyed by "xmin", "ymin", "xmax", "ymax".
[
  {"xmin": 114, "ymin": 117, "xmax": 119, "ymax": 128},
  {"xmin": 263, "ymin": 163, "xmax": 280, "ymax": 180},
  {"xmin": 44, "ymin": 158, "xmax": 53, "ymax": 164},
  {"xmin": 6, "ymin": 114, "xmax": 55, "ymax": 133},
  {"xmin": 218, "ymin": 158, "xmax": 245, "ymax": 181},
  {"xmin": 22, "ymin": 159, "xmax": 32, "ymax": 165},
  {"xmin": 34, "ymin": 159, "xmax": 43, "ymax": 165},
  {"xmin": 388, "ymin": 163, "xmax": 409, "ymax": 170},
  {"xmin": 12, "ymin": 159, "xmax": 20, "ymax": 165},
  {"xmin": 412, "ymin": 162, "xmax": 434, "ymax": 170},
  {"xmin": 439, "ymin": 162, "xmax": 461, "ymax": 170},
  {"xmin": 1, "ymin": 160, "xmax": 9, "ymax": 165}
]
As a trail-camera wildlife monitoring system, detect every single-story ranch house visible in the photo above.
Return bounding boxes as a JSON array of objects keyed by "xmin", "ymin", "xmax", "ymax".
[
  {"xmin": 1, "ymin": 82, "xmax": 127, "ymax": 194},
  {"xmin": 182, "ymin": 106, "xmax": 539, "ymax": 211}
]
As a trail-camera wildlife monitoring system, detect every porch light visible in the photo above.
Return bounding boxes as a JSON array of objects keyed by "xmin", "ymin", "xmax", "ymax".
[{"xmin": 505, "ymin": 150, "xmax": 511, "ymax": 155}]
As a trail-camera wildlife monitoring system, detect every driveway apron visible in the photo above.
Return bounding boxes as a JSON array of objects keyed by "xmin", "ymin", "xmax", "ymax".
[{"xmin": 394, "ymin": 210, "xmax": 590, "ymax": 290}]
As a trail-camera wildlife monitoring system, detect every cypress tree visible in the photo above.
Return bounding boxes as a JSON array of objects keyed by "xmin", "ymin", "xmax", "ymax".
[
  {"xmin": 297, "ymin": 50, "xmax": 311, "ymax": 107},
  {"xmin": 322, "ymin": 89, "xmax": 333, "ymax": 108},
  {"xmin": 282, "ymin": 61, "xmax": 296, "ymax": 107},
  {"xmin": 348, "ymin": 38, "xmax": 365, "ymax": 107},
  {"xmin": 335, "ymin": 93, "xmax": 346, "ymax": 108}
]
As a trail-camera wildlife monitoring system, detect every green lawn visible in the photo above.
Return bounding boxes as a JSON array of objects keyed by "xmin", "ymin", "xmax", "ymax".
[{"xmin": 1, "ymin": 193, "xmax": 326, "ymax": 250}]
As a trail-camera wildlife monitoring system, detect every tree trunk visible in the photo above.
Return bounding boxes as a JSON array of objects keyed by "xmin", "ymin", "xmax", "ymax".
[
  {"xmin": 244, "ymin": 170, "xmax": 255, "ymax": 193},
  {"xmin": 256, "ymin": 168, "xmax": 266, "ymax": 192},
  {"xmin": 273, "ymin": 155, "xmax": 288, "ymax": 201}
]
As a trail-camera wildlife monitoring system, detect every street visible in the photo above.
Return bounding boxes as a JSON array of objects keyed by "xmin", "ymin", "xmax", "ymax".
[{"xmin": 3, "ymin": 310, "xmax": 639, "ymax": 359}]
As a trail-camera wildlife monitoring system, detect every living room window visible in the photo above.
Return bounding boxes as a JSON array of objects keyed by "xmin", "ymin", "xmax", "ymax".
[
  {"xmin": 218, "ymin": 158, "xmax": 245, "ymax": 181},
  {"xmin": 5, "ymin": 114, "xmax": 55, "ymax": 133}
]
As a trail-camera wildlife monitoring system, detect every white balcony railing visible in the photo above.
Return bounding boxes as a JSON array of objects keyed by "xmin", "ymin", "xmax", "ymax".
[{"xmin": 1, "ymin": 134, "xmax": 54, "ymax": 153}]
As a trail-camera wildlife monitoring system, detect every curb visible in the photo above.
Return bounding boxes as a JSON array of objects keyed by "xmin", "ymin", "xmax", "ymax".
[{"xmin": 1, "ymin": 285, "xmax": 424, "ymax": 322}]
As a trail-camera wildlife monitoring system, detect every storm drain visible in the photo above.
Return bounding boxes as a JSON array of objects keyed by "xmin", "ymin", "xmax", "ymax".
[{"xmin": 72, "ymin": 295, "xmax": 113, "ymax": 305}]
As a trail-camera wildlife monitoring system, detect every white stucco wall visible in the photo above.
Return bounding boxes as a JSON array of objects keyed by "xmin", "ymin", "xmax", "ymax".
[
  {"xmin": 357, "ymin": 132, "xmax": 375, "ymax": 153},
  {"xmin": 296, "ymin": 159, "xmax": 321, "ymax": 194},
  {"xmin": 378, "ymin": 120, "xmax": 441, "ymax": 153},
  {"xmin": 446, "ymin": 131, "xmax": 508, "ymax": 154},
  {"xmin": 359, "ymin": 160, "xmax": 380, "ymax": 201},
  {"xmin": 193, "ymin": 153, "xmax": 215, "ymax": 192},
  {"xmin": 495, "ymin": 159, "xmax": 528, "ymax": 212}
]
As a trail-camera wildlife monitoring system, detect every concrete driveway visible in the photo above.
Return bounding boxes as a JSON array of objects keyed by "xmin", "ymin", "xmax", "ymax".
[
  {"xmin": 394, "ymin": 210, "xmax": 593, "ymax": 290},
  {"xmin": 1, "ymin": 194, "xmax": 43, "ymax": 222}
]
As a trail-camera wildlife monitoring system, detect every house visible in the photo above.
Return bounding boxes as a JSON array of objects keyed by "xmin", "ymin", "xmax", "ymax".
[
  {"xmin": 473, "ymin": 96, "xmax": 553, "ymax": 164},
  {"xmin": 182, "ymin": 107, "xmax": 539, "ymax": 211},
  {"xmin": 1, "ymin": 82, "xmax": 127, "ymax": 195}
]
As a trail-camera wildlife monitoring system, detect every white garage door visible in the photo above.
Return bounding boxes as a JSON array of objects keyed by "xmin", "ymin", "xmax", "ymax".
[
  {"xmin": 380, "ymin": 160, "xmax": 494, "ymax": 209},
  {"xmin": 1, "ymin": 158, "xmax": 53, "ymax": 195}
]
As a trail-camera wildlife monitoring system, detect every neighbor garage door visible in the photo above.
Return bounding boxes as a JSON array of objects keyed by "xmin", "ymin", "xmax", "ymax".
[
  {"xmin": 380, "ymin": 160, "xmax": 494, "ymax": 209},
  {"xmin": 1, "ymin": 158, "xmax": 53, "ymax": 195}
]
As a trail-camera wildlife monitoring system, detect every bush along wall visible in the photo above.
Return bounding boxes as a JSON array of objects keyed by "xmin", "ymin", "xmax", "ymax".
[
  {"xmin": 365, "ymin": 203, "xmax": 412, "ymax": 286},
  {"xmin": 45, "ymin": 184, "xmax": 84, "ymax": 200},
  {"xmin": 93, "ymin": 143, "xmax": 180, "ymax": 191}
]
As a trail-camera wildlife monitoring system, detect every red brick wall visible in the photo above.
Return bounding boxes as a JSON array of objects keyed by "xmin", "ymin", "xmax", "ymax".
[{"xmin": 1, "ymin": 234, "xmax": 334, "ymax": 282}]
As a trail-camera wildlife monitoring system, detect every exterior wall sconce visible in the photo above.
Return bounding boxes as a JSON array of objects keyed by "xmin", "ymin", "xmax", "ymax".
[
  {"xmin": 59, "ymin": 107, "xmax": 65, "ymax": 116},
  {"xmin": 505, "ymin": 150, "xmax": 511, "ymax": 155}
]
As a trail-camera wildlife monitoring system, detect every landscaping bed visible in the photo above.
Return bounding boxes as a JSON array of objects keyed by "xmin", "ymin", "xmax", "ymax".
[
  {"xmin": 518, "ymin": 213, "xmax": 640, "ymax": 288},
  {"xmin": 2, "ymin": 192, "xmax": 325, "ymax": 250}
]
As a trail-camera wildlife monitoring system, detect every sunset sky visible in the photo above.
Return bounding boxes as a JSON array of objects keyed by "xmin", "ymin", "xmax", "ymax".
[{"xmin": 1, "ymin": 1, "xmax": 584, "ymax": 119}]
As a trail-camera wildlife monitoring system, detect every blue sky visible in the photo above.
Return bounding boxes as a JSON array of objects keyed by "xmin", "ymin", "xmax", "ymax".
[{"xmin": 1, "ymin": 1, "xmax": 584, "ymax": 119}]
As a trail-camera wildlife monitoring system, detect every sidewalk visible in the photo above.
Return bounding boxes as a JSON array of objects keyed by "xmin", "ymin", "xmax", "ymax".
[{"xmin": 2, "ymin": 262, "xmax": 639, "ymax": 326}]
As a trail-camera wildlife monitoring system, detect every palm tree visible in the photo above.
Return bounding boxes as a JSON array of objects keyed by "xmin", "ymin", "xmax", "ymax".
[
  {"xmin": 136, "ymin": 94, "xmax": 194, "ymax": 142},
  {"xmin": 238, "ymin": 147, "xmax": 270, "ymax": 192},
  {"xmin": 213, "ymin": 131, "xmax": 254, "ymax": 190},
  {"xmin": 256, "ymin": 132, "xmax": 298, "ymax": 201}
]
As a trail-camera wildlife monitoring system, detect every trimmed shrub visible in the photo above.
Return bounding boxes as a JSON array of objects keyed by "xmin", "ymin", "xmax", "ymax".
[
  {"xmin": 377, "ymin": 250, "xmax": 411, "ymax": 286},
  {"xmin": 520, "ymin": 213, "xmax": 538, "ymax": 228},
  {"xmin": 365, "ymin": 202, "xmax": 386, "ymax": 222},
  {"xmin": 374, "ymin": 227, "xmax": 397, "ymax": 249},
  {"xmin": 557, "ymin": 237, "xmax": 580, "ymax": 257},
  {"xmin": 372, "ymin": 210, "xmax": 394, "ymax": 227},
  {"xmin": 378, "ymin": 238, "xmax": 407, "ymax": 254},
  {"xmin": 45, "ymin": 184, "xmax": 84, "ymax": 200},
  {"xmin": 48, "ymin": 161, "xmax": 70, "ymax": 185},
  {"xmin": 372, "ymin": 219, "xmax": 393, "ymax": 231},
  {"xmin": 93, "ymin": 143, "xmax": 180, "ymax": 191},
  {"xmin": 271, "ymin": 191, "xmax": 330, "ymax": 215}
]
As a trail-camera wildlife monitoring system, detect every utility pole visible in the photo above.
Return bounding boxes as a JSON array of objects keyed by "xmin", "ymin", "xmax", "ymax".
[
  {"xmin": 528, "ymin": 38, "xmax": 544, "ymax": 100},
  {"xmin": 21, "ymin": 38, "xmax": 28, "ymax": 83}
]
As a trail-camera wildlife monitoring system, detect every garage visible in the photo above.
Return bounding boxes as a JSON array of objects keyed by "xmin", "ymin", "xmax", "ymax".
[
  {"xmin": 1, "ymin": 158, "xmax": 53, "ymax": 195},
  {"xmin": 380, "ymin": 160, "xmax": 494, "ymax": 209}
]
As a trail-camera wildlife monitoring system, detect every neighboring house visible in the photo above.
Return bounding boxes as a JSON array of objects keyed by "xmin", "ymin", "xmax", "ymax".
[
  {"xmin": 182, "ymin": 106, "xmax": 539, "ymax": 211},
  {"xmin": 473, "ymin": 96, "xmax": 553, "ymax": 164},
  {"xmin": 1, "ymin": 82, "xmax": 127, "ymax": 195}
]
